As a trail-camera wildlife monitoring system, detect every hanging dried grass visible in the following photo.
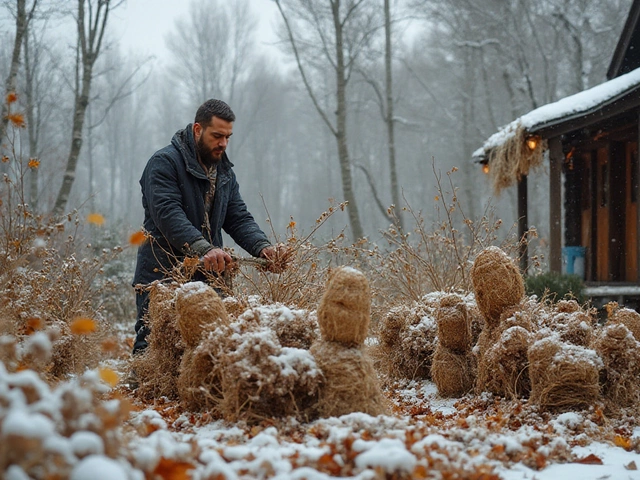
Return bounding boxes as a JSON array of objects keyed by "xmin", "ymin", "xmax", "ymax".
[
  {"xmin": 316, "ymin": 267, "xmax": 371, "ymax": 346},
  {"xmin": 471, "ymin": 247, "xmax": 524, "ymax": 327},
  {"xmin": 431, "ymin": 346, "xmax": 475, "ymax": 397},
  {"xmin": 175, "ymin": 282, "xmax": 229, "ymax": 348},
  {"xmin": 528, "ymin": 335, "xmax": 602, "ymax": 410},
  {"xmin": 133, "ymin": 283, "xmax": 184, "ymax": 401},
  {"xmin": 592, "ymin": 323, "xmax": 640, "ymax": 409},
  {"xmin": 488, "ymin": 124, "xmax": 547, "ymax": 194},
  {"xmin": 311, "ymin": 340, "xmax": 387, "ymax": 418}
]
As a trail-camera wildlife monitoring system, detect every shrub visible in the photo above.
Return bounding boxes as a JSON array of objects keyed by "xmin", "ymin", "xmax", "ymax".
[{"xmin": 525, "ymin": 271, "xmax": 586, "ymax": 303}]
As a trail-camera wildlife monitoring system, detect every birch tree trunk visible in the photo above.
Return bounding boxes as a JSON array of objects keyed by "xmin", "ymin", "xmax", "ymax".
[{"xmin": 52, "ymin": 0, "xmax": 112, "ymax": 216}]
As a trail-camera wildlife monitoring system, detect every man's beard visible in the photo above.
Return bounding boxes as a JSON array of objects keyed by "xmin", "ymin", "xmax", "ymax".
[{"xmin": 197, "ymin": 136, "xmax": 223, "ymax": 166}]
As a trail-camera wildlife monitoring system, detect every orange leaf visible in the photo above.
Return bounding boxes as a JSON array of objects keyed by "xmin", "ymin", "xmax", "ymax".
[
  {"xmin": 6, "ymin": 92, "xmax": 18, "ymax": 104},
  {"xmin": 1, "ymin": 155, "xmax": 8, "ymax": 163},
  {"xmin": 614, "ymin": 435, "xmax": 632, "ymax": 450},
  {"xmin": 70, "ymin": 318, "xmax": 97, "ymax": 335},
  {"xmin": 575, "ymin": 454, "xmax": 603, "ymax": 465},
  {"xmin": 101, "ymin": 338, "xmax": 118, "ymax": 352},
  {"xmin": 153, "ymin": 457, "xmax": 195, "ymax": 480},
  {"xmin": 129, "ymin": 230, "xmax": 147, "ymax": 246},
  {"xmin": 86, "ymin": 213, "xmax": 105, "ymax": 226},
  {"xmin": 28, "ymin": 158, "xmax": 40, "ymax": 169},
  {"xmin": 7, "ymin": 113, "xmax": 25, "ymax": 128},
  {"xmin": 99, "ymin": 367, "xmax": 119, "ymax": 387}
]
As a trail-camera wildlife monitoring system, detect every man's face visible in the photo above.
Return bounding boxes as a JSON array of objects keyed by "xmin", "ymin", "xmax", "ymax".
[{"xmin": 194, "ymin": 116, "xmax": 233, "ymax": 164}]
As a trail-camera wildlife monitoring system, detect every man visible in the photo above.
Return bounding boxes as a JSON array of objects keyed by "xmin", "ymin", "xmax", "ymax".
[{"xmin": 132, "ymin": 99, "xmax": 284, "ymax": 354}]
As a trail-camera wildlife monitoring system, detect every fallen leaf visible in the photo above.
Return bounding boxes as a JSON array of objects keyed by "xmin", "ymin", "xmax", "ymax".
[
  {"xmin": 153, "ymin": 457, "xmax": 194, "ymax": 480},
  {"xmin": 575, "ymin": 453, "xmax": 603, "ymax": 465},
  {"xmin": 614, "ymin": 435, "xmax": 632, "ymax": 450},
  {"xmin": 70, "ymin": 318, "xmax": 97, "ymax": 335},
  {"xmin": 626, "ymin": 461, "xmax": 637, "ymax": 470},
  {"xmin": 99, "ymin": 367, "xmax": 119, "ymax": 387}
]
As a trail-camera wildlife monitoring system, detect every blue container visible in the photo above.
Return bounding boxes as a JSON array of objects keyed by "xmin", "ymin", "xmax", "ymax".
[{"xmin": 562, "ymin": 246, "xmax": 586, "ymax": 278}]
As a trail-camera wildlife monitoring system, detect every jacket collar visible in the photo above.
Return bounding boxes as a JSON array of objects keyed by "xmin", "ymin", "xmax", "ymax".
[{"xmin": 172, "ymin": 124, "xmax": 234, "ymax": 182}]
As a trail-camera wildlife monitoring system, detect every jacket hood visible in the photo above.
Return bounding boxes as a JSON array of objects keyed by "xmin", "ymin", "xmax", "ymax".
[{"xmin": 171, "ymin": 124, "xmax": 234, "ymax": 180}]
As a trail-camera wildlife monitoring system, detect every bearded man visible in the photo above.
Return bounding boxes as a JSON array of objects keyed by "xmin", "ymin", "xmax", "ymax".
[{"xmin": 132, "ymin": 99, "xmax": 284, "ymax": 354}]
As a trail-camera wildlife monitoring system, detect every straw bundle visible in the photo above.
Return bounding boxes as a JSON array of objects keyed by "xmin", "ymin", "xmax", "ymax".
[
  {"xmin": 481, "ymin": 326, "xmax": 531, "ymax": 398},
  {"xmin": 528, "ymin": 335, "xmax": 602, "ymax": 410},
  {"xmin": 311, "ymin": 340, "xmax": 387, "ymax": 417},
  {"xmin": 431, "ymin": 346, "xmax": 475, "ymax": 397},
  {"xmin": 470, "ymin": 247, "xmax": 524, "ymax": 327},
  {"xmin": 592, "ymin": 323, "xmax": 640, "ymax": 409},
  {"xmin": 436, "ymin": 295, "xmax": 471, "ymax": 353},
  {"xmin": 133, "ymin": 283, "xmax": 184, "ymax": 400},
  {"xmin": 175, "ymin": 282, "xmax": 229, "ymax": 348},
  {"xmin": 610, "ymin": 308, "xmax": 640, "ymax": 342},
  {"xmin": 317, "ymin": 267, "xmax": 370, "ymax": 346}
]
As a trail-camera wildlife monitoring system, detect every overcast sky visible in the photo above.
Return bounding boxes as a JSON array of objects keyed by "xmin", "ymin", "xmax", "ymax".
[{"xmin": 112, "ymin": 0, "xmax": 281, "ymax": 62}]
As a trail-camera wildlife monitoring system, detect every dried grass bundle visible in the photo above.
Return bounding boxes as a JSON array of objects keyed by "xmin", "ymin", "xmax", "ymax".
[
  {"xmin": 437, "ymin": 295, "xmax": 471, "ymax": 353},
  {"xmin": 610, "ymin": 308, "xmax": 640, "ymax": 341},
  {"xmin": 216, "ymin": 323, "xmax": 322, "ymax": 422},
  {"xmin": 481, "ymin": 326, "xmax": 531, "ymax": 398},
  {"xmin": 373, "ymin": 303, "xmax": 438, "ymax": 380},
  {"xmin": 556, "ymin": 300, "xmax": 581, "ymax": 314},
  {"xmin": 528, "ymin": 336, "xmax": 602, "ymax": 410},
  {"xmin": 317, "ymin": 267, "xmax": 371, "ymax": 346},
  {"xmin": 175, "ymin": 282, "xmax": 229, "ymax": 348},
  {"xmin": 470, "ymin": 247, "xmax": 524, "ymax": 327},
  {"xmin": 311, "ymin": 340, "xmax": 387, "ymax": 418},
  {"xmin": 431, "ymin": 346, "xmax": 475, "ymax": 397},
  {"xmin": 488, "ymin": 124, "xmax": 547, "ymax": 194},
  {"xmin": 592, "ymin": 323, "xmax": 640, "ymax": 409},
  {"xmin": 252, "ymin": 305, "xmax": 319, "ymax": 350},
  {"xmin": 133, "ymin": 283, "xmax": 184, "ymax": 401},
  {"xmin": 552, "ymin": 311, "xmax": 595, "ymax": 347}
]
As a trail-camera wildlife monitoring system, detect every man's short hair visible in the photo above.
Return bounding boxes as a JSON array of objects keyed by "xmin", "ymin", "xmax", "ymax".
[{"xmin": 194, "ymin": 99, "xmax": 236, "ymax": 126}]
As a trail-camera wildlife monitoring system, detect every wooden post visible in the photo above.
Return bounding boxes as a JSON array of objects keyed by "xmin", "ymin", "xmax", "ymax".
[
  {"xmin": 549, "ymin": 136, "xmax": 563, "ymax": 273},
  {"xmin": 518, "ymin": 175, "xmax": 528, "ymax": 274},
  {"xmin": 637, "ymin": 108, "xmax": 640, "ymax": 283}
]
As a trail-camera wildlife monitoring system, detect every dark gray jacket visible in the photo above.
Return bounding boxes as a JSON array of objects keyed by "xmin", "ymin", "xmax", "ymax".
[{"xmin": 133, "ymin": 124, "xmax": 270, "ymax": 286}]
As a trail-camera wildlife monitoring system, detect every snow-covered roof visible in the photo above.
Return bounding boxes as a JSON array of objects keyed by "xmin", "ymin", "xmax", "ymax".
[{"xmin": 473, "ymin": 67, "xmax": 640, "ymax": 160}]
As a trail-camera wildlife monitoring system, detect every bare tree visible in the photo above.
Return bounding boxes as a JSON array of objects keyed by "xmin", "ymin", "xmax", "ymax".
[
  {"xmin": 52, "ymin": 0, "xmax": 119, "ymax": 216},
  {"xmin": 0, "ymin": 0, "xmax": 38, "ymax": 147},
  {"xmin": 275, "ymin": 0, "xmax": 381, "ymax": 241},
  {"xmin": 165, "ymin": 0, "xmax": 258, "ymax": 108}
]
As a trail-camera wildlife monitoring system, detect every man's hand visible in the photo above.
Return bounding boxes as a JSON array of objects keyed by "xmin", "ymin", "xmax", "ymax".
[
  {"xmin": 202, "ymin": 248, "xmax": 234, "ymax": 273},
  {"xmin": 259, "ymin": 244, "xmax": 293, "ymax": 273}
]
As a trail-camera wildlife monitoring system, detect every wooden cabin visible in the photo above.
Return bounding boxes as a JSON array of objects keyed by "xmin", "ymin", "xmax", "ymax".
[{"xmin": 473, "ymin": 0, "xmax": 640, "ymax": 304}]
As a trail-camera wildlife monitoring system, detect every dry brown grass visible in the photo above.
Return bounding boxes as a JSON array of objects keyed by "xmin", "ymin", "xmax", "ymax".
[{"xmin": 431, "ymin": 346, "xmax": 475, "ymax": 397}]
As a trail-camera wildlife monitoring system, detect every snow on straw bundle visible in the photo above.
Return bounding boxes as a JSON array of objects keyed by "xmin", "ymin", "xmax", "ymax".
[
  {"xmin": 609, "ymin": 307, "xmax": 640, "ymax": 342},
  {"xmin": 481, "ymin": 326, "xmax": 531, "ymax": 398},
  {"xmin": 592, "ymin": 323, "xmax": 640, "ymax": 409},
  {"xmin": 133, "ymin": 283, "xmax": 184, "ymax": 401},
  {"xmin": 552, "ymin": 311, "xmax": 595, "ymax": 347},
  {"xmin": 254, "ymin": 304, "xmax": 319, "ymax": 350},
  {"xmin": 310, "ymin": 340, "xmax": 387, "ymax": 417},
  {"xmin": 175, "ymin": 281, "xmax": 229, "ymax": 348},
  {"xmin": 487, "ymin": 124, "xmax": 547, "ymax": 194},
  {"xmin": 373, "ymin": 303, "xmax": 438, "ymax": 380},
  {"xmin": 470, "ymin": 247, "xmax": 524, "ymax": 327},
  {"xmin": 528, "ymin": 334, "xmax": 602, "ymax": 410},
  {"xmin": 317, "ymin": 266, "xmax": 370, "ymax": 346}
]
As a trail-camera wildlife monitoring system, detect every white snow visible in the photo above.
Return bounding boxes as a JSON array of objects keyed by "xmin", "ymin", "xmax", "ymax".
[
  {"xmin": 354, "ymin": 438, "xmax": 417, "ymax": 472},
  {"xmin": 474, "ymin": 66, "xmax": 640, "ymax": 157},
  {"xmin": 70, "ymin": 456, "xmax": 128, "ymax": 480}
]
